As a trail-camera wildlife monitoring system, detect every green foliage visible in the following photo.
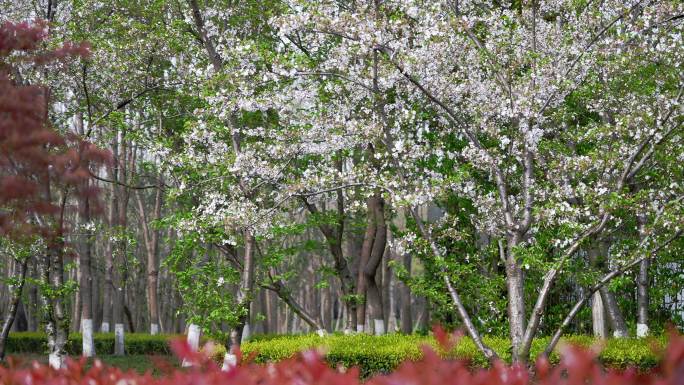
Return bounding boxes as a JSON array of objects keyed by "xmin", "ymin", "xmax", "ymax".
[
  {"xmin": 164, "ymin": 228, "xmax": 244, "ymax": 342},
  {"xmin": 239, "ymin": 334, "xmax": 424, "ymax": 377},
  {"xmin": 6, "ymin": 332, "xmax": 177, "ymax": 356},
  {"xmin": 5, "ymin": 332, "xmax": 668, "ymax": 376},
  {"xmin": 236, "ymin": 334, "xmax": 666, "ymax": 376}
]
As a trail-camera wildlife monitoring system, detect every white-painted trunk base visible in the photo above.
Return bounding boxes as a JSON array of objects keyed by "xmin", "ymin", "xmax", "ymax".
[
  {"xmin": 100, "ymin": 322, "xmax": 110, "ymax": 333},
  {"xmin": 343, "ymin": 328, "xmax": 352, "ymax": 335},
  {"xmin": 591, "ymin": 293, "xmax": 608, "ymax": 338},
  {"xmin": 613, "ymin": 330, "xmax": 629, "ymax": 338},
  {"xmin": 221, "ymin": 353, "xmax": 237, "ymax": 371},
  {"xmin": 150, "ymin": 323, "xmax": 159, "ymax": 335},
  {"xmin": 637, "ymin": 323, "xmax": 649, "ymax": 338},
  {"xmin": 49, "ymin": 352, "xmax": 65, "ymax": 369},
  {"xmin": 82, "ymin": 319, "xmax": 95, "ymax": 357},
  {"xmin": 373, "ymin": 319, "xmax": 385, "ymax": 335},
  {"xmin": 187, "ymin": 324, "xmax": 200, "ymax": 350},
  {"xmin": 182, "ymin": 324, "xmax": 201, "ymax": 367},
  {"xmin": 114, "ymin": 324, "xmax": 125, "ymax": 355},
  {"xmin": 241, "ymin": 324, "xmax": 250, "ymax": 344},
  {"xmin": 356, "ymin": 324, "xmax": 364, "ymax": 333},
  {"xmin": 315, "ymin": 329, "xmax": 326, "ymax": 337}
]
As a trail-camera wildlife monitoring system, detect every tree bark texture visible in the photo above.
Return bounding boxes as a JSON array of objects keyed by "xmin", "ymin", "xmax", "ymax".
[
  {"xmin": 636, "ymin": 213, "xmax": 650, "ymax": 337},
  {"xmin": 0, "ymin": 258, "xmax": 27, "ymax": 361}
]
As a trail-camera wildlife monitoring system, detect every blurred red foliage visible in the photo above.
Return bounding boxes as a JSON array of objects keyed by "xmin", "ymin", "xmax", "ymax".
[
  {"xmin": 0, "ymin": 20, "xmax": 106, "ymax": 240},
  {"xmin": 2, "ymin": 330, "xmax": 684, "ymax": 385}
]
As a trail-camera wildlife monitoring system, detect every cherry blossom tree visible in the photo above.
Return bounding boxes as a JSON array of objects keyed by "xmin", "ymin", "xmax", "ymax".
[{"xmin": 261, "ymin": 0, "xmax": 684, "ymax": 363}]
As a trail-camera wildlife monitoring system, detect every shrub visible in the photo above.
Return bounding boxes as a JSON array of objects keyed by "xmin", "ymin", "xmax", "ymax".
[
  {"xmin": 6, "ymin": 332, "xmax": 177, "ymax": 355},
  {"xmin": 7, "ymin": 332, "xmax": 666, "ymax": 375},
  {"xmin": 239, "ymin": 333, "xmax": 664, "ymax": 375}
]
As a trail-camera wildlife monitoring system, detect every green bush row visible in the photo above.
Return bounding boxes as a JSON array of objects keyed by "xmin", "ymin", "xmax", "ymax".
[
  {"xmin": 8, "ymin": 332, "xmax": 666, "ymax": 377},
  {"xmin": 237, "ymin": 334, "xmax": 666, "ymax": 377},
  {"xmin": 6, "ymin": 332, "xmax": 178, "ymax": 355}
]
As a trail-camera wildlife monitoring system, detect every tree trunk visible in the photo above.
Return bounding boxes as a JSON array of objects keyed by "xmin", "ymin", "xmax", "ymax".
[
  {"xmin": 636, "ymin": 213, "xmax": 649, "ymax": 337},
  {"xmin": 599, "ymin": 286, "xmax": 629, "ymax": 337},
  {"xmin": 383, "ymin": 245, "xmax": 395, "ymax": 332},
  {"xmin": 505, "ymin": 236, "xmax": 526, "ymax": 362},
  {"xmin": 27, "ymin": 261, "xmax": 39, "ymax": 332},
  {"xmin": 263, "ymin": 279, "xmax": 324, "ymax": 332},
  {"xmin": 591, "ymin": 292, "xmax": 608, "ymax": 338},
  {"xmin": 135, "ymin": 171, "xmax": 163, "ymax": 335},
  {"xmin": 399, "ymin": 250, "xmax": 412, "ymax": 334},
  {"xmin": 12, "ymin": 301, "xmax": 28, "ymax": 332},
  {"xmin": 0, "ymin": 258, "xmax": 28, "ymax": 361},
  {"xmin": 416, "ymin": 295, "xmax": 429, "ymax": 331},
  {"xmin": 102, "ymin": 259, "xmax": 113, "ymax": 331},
  {"xmin": 587, "ymin": 244, "xmax": 629, "ymax": 337},
  {"xmin": 345, "ymin": 230, "xmax": 362, "ymax": 333},
  {"xmin": 40, "ymin": 239, "xmax": 69, "ymax": 369},
  {"xmin": 182, "ymin": 323, "xmax": 201, "ymax": 367},
  {"xmin": 364, "ymin": 196, "xmax": 386, "ymax": 335},
  {"xmin": 300, "ymin": 184, "xmax": 357, "ymax": 334},
  {"xmin": 102, "ymin": 232, "xmax": 114, "ymax": 333},
  {"xmin": 101, "ymin": 136, "xmax": 119, "ymax": 333},
  {"xmin": 112, "ymin": 221, "xmax": 128, "ymax": 356},
  {"xmin": 79, "ymin": 193, "xmax": 95, "ymax": 356},
  {"xmin": 223, "ymin": 231, "xmax": 256, "ymax": 368},
  {"xmin": 356, "ymin": 199, "xmax": 375, "ymax": 333},
  {"xmin": 322, "ymin": 283, "xmax": 332, "ymax": 332},
  {"xmin": 72, "ymin": 262, "xmax": 81, "ymax": 333},
  {"xmin": 264, "ymin": 289, "xmax": 277, "ymax": 334}
]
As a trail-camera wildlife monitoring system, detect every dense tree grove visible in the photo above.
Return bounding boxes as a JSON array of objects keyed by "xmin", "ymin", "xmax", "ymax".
[{"xmin": 0, "ymin": 0, "xmax": 683, "ymax": 368}]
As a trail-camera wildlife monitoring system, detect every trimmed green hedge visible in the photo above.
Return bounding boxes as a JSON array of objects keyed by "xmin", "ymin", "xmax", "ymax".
[
  {"xmin": 236, "ymin": 334, "xmax": 666, "ymax": 377},
  {"xmin": 7, "ymin": 332, "xmax": 666, "ymax": 377},
  {"xmin": 6, "ymin": 332, "xmax": 177, "ymax": 355}
]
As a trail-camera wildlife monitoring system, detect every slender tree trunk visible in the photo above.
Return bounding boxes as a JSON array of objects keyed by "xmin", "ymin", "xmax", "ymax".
[
  {"xmin": 416, "ymin": 296, "xmax": 429, "ymax": 331},
  {"xmin": 591, "ymin": 292, "xmax": 608, "ymax": 338},
  {"xmin": 40, "ymin": 240, "xmax": 69, "ymax": 369},
  {"xmin": 364, "ymin": 196, "xmax": 386, "ymax": 335},
  {"xmin": 72, "ymin": 261, "xmax": 81, "ymax": 333},
  {"xmin": 74, "ymin": 111, "xmax": 95, "ymax": 355},
  {"xmin": 27, "ymin": 260, "xmax": 39, "ymax": 331},
  {"xmin": 101, "ymin": 133, "xmax": 119, "ymax": 333},
  {"xmin": 264, "ymin": 289, "xmax": 275, "ymax": 334},
  {"xmin": 0, "ymin": 258, "xmax": 28, "ymax": 361},
  {"xmin": 322, "ymin": 283, "xmax": 332, "ymax": 332},
  {"xmin": 505, "ymin": 235, "xmax": 526, "ymax": 362},
  {"xmin": 300, "ymin": 184, "xmax": 357, "ymax": 333},
  {"xmin": 356, "ymin": 200, "xmax": 375, "ymax": 333},
  {"xmin": 383, "ymin": 245, "xmax": 394, "ymax": 332},
  {"xmin": 135, "ymin": 176, "xmax": 163, "ymax": 335},
  {"xmin": 102, "ymin": 240, "xmax": 114, "ymax": 333},
  {"xmin": 113, "ymin": 131, "xmax": 134, "ymax": 352},
  {"xmin": 598, "ymin": 287, "xmax": 629, "ymax": 337},
  {"xmin": 13, "ymin": 301, "xmax": 27, "ymax": 332},
  {"xmin": 181, "ymin": 323, "xmax": 201, "ymax": 367},
  {"xmin": 636, "ymin": 213, "xmax": 650, "ymax": 337},
  {"xmin": 147, "ymin": 247, "xmax": 160, "ymax": 335},
  {"xmin": 588, "ymin": 244, "xmax": 629, "ymax": 337},
  {"xmin": 222, "ymin": 231, "xmax": 256, "ymax": 369},
  {"xmin": 114, "ymin": 283, "xmax": 125, "ymax": 355},
  {"xmin": 79, "ymin": 193, "xmax": 95, "ymax": 356},
  {"xmin": 399, "ymin": 249, "xmax": 412, "ymax": 334},
  {"xmin": 262, "ymin": 273, "xmax": 324, "ymax": 332}
]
